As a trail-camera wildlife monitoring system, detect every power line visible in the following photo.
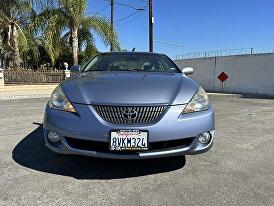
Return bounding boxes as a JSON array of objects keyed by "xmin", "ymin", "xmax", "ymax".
[
  {"xmin": 166, "ymin": 4, "xmax": 184, "ymax": 48},
  {"xmin": 115, "ymin": 10, "xmax": 144, "ymax": 26},
  {"xmin": 91, "ymin": 3, "xmax": 110, "ymax": 16},
  {"xmin": 114, "ymin": 10, "xmax": 142, "ymax": 23},
  {"xmin": 115, "ymin": 1, "xmax": 148, "ymax": 26},
  {"xmin": 103, "ymin": 0, "xmax": 147, "ymax": 25},
  {"xmin": 138, "ymin": 0, "xmax": 149, "ymax": 31},
  {"xmin": 102, "ymin": 0, "xmax": 147, "ymax": 11},
  {"xmin": 154, "ymin": 40, "xmax": 184, "ymax": 48}
]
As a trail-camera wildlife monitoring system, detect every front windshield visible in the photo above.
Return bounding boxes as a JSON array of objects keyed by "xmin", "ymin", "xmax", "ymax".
[{"xmin": 83, "ymin": 53, "xmax": 180, "ymax": 73}]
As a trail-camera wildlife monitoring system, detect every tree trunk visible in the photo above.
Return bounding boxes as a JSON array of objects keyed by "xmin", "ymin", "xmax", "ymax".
[
  {"xmin": 0, "ymin": 29, "xmax": 3, "ymax": 68},
  {"xmin": 8, "ymin": 23, "xmax": 20, "ymax": 69},
  {"xmin": 0, "ymin": 29, "xmax": 3, "ymax": 53},
  {"xmin": 71, "ymin": 25, "xmax": 79, "ymax": 65}
]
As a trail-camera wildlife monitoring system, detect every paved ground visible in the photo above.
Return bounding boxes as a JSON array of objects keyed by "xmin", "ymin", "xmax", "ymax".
[
  {"xmin": 0, "ymin": 96, "xmax": 273, "ymax": 206},
  {"xmin": 0, "ymin": 85, "xmax": 58, "ymax": 100}
]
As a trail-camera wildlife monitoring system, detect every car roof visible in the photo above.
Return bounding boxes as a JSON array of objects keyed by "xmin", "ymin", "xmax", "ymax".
[{"xmin": 100, "ymin": 51, "xmax": 165, "ymax": 56}]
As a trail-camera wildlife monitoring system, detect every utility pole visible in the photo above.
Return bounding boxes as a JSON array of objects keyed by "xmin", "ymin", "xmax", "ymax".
[
  {"xmin": 149, "ymin": 0, "xmax": 153, "ymax": 52},
  {"xmin": 110, "ymin": 0, "xmax": 114, "ymax": 52}
]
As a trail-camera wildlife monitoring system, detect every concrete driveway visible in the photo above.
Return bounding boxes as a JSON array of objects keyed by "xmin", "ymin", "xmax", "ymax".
[{"xmin": 0, "ymin": 96, "xmax": 273, "ymax": 206}]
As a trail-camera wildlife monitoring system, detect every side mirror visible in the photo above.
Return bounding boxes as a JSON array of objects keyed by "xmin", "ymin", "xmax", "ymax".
[
  {"xmin": 182, "ymin": 67, "xmax": 193, "ymax": 75},
  {"xmin": 70, "ymin": 65, "xmax": 81, "ymax": 73}
]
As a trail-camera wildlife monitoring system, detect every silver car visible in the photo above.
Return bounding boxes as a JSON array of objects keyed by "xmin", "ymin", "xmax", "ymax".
[{"xmin": 43, "ymin": 52, "xmax": 215, "ymax": 159}]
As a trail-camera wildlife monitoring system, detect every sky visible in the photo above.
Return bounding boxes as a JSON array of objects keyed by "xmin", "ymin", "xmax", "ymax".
[{"xmin": 87, "ymin": 0, "xmax": 274, "ymax": 58}]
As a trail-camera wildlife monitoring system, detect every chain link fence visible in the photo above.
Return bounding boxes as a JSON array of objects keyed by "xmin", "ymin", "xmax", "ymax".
[
  {"xmin": 174, "ymin": 47, "xmax": 274, "ymax": 60},
  {"xmin": 4, "ymin": 69, "xmax": 65, "ymax": 84}
]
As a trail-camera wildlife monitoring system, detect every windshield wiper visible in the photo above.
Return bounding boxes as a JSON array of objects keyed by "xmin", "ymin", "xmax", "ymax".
[
  {"xmin": 124, "ymin": 69, "xmax": 142, "ymax": 71},
  {"xmin": 84, "ymin": 70, "xmax": 105, "ymax": 72}
]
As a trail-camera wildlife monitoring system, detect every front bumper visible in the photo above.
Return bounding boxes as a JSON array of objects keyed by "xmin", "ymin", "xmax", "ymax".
[{"xmin": 43, "ymin": 103, "xmax": 215, "ymax": 159}]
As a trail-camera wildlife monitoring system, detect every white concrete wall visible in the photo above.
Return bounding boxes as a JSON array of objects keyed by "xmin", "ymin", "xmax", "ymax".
[{"xmin": 175, "ymin": 53, "xmax": 274, "ymax": 96}]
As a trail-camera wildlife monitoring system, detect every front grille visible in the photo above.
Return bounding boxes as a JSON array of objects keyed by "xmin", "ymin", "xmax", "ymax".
[
  {"xmin": 65, "ymin": 137, "xmax": 193, "ymax": 153},
  {"xmin": 93, "ymin": 105, "xmax": 167, "ymax": 124}
]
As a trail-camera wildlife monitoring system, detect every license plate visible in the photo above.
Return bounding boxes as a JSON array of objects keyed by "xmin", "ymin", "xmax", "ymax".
[{"xmin": 110, "ymin": 130, "xmax": 148, "ymax": 151}]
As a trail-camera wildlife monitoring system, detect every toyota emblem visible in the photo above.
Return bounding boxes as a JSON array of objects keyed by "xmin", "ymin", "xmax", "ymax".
[{"xmin": 122, "ymin": 108, "xmax": 138, "ymax": 121}]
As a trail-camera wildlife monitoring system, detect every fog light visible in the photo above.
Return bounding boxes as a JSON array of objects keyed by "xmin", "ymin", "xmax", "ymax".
[
  {"xmin": 47, "ymin": 131, "xmax": 60, "ymax": 143},
  {"xmin": 198, "ymin": 132, "xmax": 211, "ymax": 144}
]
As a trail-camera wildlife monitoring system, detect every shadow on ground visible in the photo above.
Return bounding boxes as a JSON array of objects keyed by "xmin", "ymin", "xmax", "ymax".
[{"xmin": 12, "ymin": 125, "xmax": 186, "ymax": 179}]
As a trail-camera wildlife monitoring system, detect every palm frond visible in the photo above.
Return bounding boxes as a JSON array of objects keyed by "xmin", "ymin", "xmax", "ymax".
[
  {"xmin": 43, "ymin": 14, "xmax": 67, "ymax": 64},
  {"xmin": 81, "ymin": 16, "xmax": 120, "ymax": 50},
  {"xmin": 34, "ymin": 8, "xmax": 68, "ymax": 26},
  {"xmin": 19, "ymin": 29, "xmax": 40, "ymax": 62},
  {"xmin": 18, "ymin": 29, "xmax": 28, "ymax": 52},
  {"xmin": 79, "ymin": 26, "xmax": 94, "ymax": 46},
  {"xmin": 61, "ymin": 0, "xmax": 86, "ymax": 21},
  {"xmin": 0, "ymin": 10, "xmax": 12, "ymax": 26}
]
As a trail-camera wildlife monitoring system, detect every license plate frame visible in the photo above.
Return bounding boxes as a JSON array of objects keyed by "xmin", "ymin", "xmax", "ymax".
[{"xmin": 109, "ymin": 130, "xmax": 149, "ymax": 151}]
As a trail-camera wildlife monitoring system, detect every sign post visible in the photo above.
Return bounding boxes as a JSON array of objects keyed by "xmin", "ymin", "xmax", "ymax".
[{"xmin": 218, "ymin": 72, "xmax": 228, "ymax": 93}]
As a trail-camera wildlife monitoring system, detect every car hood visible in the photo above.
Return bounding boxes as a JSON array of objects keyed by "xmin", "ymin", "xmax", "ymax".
[{"xmin": 61, "ymin": 71, "xmax": 198, "ymax": 105}]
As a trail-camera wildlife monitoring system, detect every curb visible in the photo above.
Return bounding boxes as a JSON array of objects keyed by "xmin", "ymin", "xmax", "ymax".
[
  {"xmin": 208, "ymin": 93, "xmax": 242, "ymax": 97},
  {"xmin": 0, "ymin": 94, "xmax": 50, "ymax": 100}
]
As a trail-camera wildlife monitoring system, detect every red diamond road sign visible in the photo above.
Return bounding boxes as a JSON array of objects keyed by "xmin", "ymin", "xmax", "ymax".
[{"xmin": 218, "ymin": 72, "xmax": 228, "ymax": 83}]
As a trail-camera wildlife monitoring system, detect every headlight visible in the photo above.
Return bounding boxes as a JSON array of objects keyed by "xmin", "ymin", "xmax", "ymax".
[
  {"xmin": 48, "ymin": 85, "xmax": 76, "ymax": 113},
  {"xmin": 183, "ymin": 86, "xmax": 209, "ymax": 113}
]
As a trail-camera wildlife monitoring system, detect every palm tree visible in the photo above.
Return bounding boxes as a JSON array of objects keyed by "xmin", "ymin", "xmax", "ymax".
[
  {"xmin": 0, "ymin": 29, "xmax": 5, "ymax": 68},
  {"xmin": 61, "ymin": 25, "xmax": 99, "ymax": 64},
  {"xmin": 0, "ymin": 0, "xmax": 35, "ymax": 68},
  {"xmin": 37, "ymin": 0, "xmax": 119, "ymax": 65}
]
